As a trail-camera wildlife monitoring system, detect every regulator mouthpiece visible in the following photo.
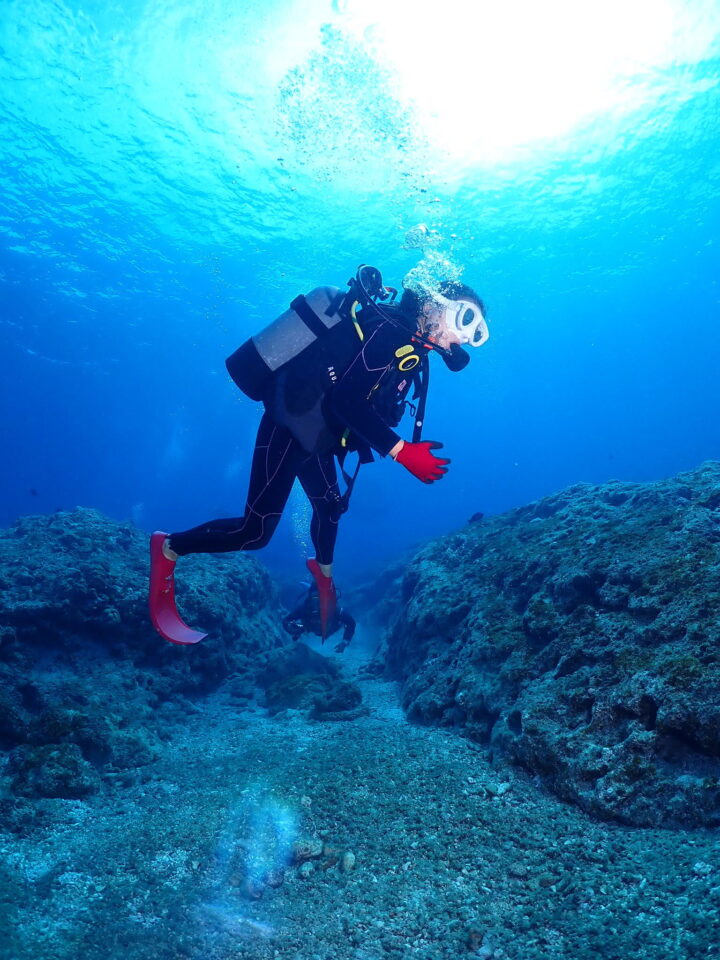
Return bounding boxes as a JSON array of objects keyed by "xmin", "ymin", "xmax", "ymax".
[{"xmin": 442, "ymin": 342, "xmax": 470, "ymax": 371}]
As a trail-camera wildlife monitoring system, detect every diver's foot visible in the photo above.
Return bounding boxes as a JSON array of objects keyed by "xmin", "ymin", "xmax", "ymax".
[
  {"xmin": 306, "ymin": 557, "xmax": 337, "ymax": 642},
  {"xmin": 162, "ymin": 537, "xmax": 178, "ymax": 562},
  {"xmin": 149, "ymin": 531, "xmax": 207, "ymax": 645}
]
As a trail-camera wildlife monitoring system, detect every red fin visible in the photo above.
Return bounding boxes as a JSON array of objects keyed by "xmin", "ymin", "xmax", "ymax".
[
  {"xmin": 149, "ymin": 532, "xmax": 207, "ymax": 645},
  {"xmin": 306, "ymin": 558, "xmax": 337, "ymax": 641}
]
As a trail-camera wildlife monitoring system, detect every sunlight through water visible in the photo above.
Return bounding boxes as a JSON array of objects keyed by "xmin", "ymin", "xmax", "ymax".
[{"xmin": 323, "ymin": 0, "xmax": 720, "ymax": 168}]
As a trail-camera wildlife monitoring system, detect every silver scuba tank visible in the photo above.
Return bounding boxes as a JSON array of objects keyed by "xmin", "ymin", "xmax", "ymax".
[
  {"xmin": 225, "ymin": 285, "xmax": 345, "ymax": 403},
  {"xmin": 252, "ymin": 286, "xmax": 343, "ymax": 372}
]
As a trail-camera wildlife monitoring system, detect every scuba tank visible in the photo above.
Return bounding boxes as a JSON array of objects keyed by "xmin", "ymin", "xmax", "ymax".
[
  {"xmin": 226, "ymin": 285, "xmax": 349, "ymax": 403},
  {"xmin": 225, "ymin": 267, "xmax": 399, "ymax": 454}
]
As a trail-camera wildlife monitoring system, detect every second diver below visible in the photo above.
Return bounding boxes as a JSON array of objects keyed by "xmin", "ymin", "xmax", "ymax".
[
  {"xmin": 283, "ymin": 581, "xmax": 356, "ymax": 654},
  {"xmin": 149, "ymin": 265, "xmax": 489, "ymax": 645}
]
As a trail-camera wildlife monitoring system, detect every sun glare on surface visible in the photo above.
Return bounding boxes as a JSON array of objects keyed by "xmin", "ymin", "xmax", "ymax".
[{"xmin": 329, "ymin": 0, "xmax": 718, "ymax": 165}]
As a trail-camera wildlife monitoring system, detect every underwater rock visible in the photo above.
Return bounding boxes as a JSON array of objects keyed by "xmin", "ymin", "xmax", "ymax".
[
  {"xmin": 0, "ymin": 679, "xmax": 28, "ymax": 749},
  {"xmin": 0, "ymin": 508, "xmax": 284, "ymax": 683},
  {"xmin": 263, "ymin": 867, "xmax": 285, "ymax": 889},
  {"xmin": 259, "ymin": 643, "xmax": 363, "ymax": 719},
  {"xmin": 380, "ymin": 462, "xmax": 720, "ymax": 827},
  {"xmin": 0, "ymin": 507, "xmax": 285, "ymax": 672},
  {"xmin": 292, "ymin": 835, "xmax": 356, "ymax": 877},
  {"xmin": 9, "ymin": 742, "xmax": 101, "ymax": 798},
  {"xmin": 241, "ymin": 877, "xmax": 265, "ymax": 900},
  {"xmin": 0, "ymin": 508, "xmax": 288, "ymax": 802},
  {"xmin": 292, "ymin": 837, "xmax": 323, "ymax": 863},
  {"xmin": 297, "ymin": 861, "xmax": 314, "ymax": 880}
]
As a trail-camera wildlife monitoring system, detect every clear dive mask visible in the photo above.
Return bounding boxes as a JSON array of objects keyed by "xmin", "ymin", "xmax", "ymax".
[{"xmin": 433, "ymin": 293, "xmax": 489, "ymax": 348}]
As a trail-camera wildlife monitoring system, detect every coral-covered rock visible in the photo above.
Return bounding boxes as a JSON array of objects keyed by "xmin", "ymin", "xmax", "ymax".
[
  {"xmin": 259, "ymin": 643, "xmax": 363, "ymax": 719},
  {"xmin": 0, "ymin": 675, "xmax": 28, "ymax": 749},
  {"xmin": 0, "ymin": 508, "xmax": 285, "ymax": 689},
  {"xmin": 0, "ymin": 508, "xmax": 290, "ymax": 800},
  {"xmin": 9, "ymin": 743, "xmax": 101, "ymax": 798},
  {"xmin": 379, "ymin": 462, "xmax": 720, "ymax": 827}
]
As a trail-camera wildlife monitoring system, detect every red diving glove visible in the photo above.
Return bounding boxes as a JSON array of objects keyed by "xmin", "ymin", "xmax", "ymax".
[
  {"xmin": 306, "ymin": 558, "xmax": 337, "ymax": 642},
  {"xmin": 394, "ymin": 441, "xmax": 450, "ymax": 484}
]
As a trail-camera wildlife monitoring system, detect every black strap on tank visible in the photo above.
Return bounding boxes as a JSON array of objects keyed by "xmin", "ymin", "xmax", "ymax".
[
  {"xmin": 290, "ymin": 295, "xmax": 328, "ymax": 340},
  {"xmin": 324, "ymin": 289, "xmax": 345, "ymax": 317}
]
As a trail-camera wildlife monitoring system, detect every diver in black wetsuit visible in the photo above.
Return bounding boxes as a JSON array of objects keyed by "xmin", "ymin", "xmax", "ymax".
[
  {"xmin": 149, "ymin": 267, "xmax": 489, "ymax": 645},
  {"xmin": 283, "ymin": 583, "xmax": 356, "ymax": 653}
]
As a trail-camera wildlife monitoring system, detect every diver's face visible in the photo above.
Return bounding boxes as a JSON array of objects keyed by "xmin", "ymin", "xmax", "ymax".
[{"xmin": 421, "ymin": 300, "xmax": 462, "ymax": 349}]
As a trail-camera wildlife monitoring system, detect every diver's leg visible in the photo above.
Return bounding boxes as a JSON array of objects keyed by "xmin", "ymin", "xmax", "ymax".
[
  {"xmin": 168, "ymin": 414, "xmax": 302, "ymax": 556},
  {"xmin": 296, "ymin": 451, "xmax": 343, "ymax": 566},
  {"xmin": 297, "ymin": 452, "xmax": 342, "ymax": 638},
  {"xmin": 149, "ymin": 531, "xmax": 208, "ymax": 645},
  {"xmin": 149, "ymin": 415, "xmax": 303, "ymax": 644}
]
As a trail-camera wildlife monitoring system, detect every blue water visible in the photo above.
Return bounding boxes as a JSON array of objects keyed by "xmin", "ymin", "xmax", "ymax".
[{"xmin": 1, "ymin": 0, "xmax": 719, "ymax": 580}]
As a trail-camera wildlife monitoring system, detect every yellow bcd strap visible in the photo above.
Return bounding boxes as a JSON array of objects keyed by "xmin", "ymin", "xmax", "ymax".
[{"xmin": 350, "ymin": 301, "xmax": 364, "ymax": 341}]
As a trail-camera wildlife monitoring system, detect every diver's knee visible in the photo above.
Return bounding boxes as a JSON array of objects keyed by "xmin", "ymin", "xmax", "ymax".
[{"xmin": 245, "ymin": 517, "xmax": 280, "ymax": 550}]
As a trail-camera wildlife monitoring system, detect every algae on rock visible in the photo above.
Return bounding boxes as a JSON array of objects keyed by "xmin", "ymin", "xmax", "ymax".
[
  {"xmin": 0, "ymin": 508, "xmax": 289, "ymax": 804},
  {"xmin": 378, "ymin": 462, "xmax": 720, "ymax": 827}
]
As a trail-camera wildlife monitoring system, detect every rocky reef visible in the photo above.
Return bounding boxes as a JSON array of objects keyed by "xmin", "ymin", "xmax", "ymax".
[
  {"xmin": 377, "ymin": 462, "xmax": 720, "ymax": 827},
  {"xmin": 0, "ymin": 508, "xmax": 360, "ymax": 805},
  {"xmin": 259, "ymin": 643, "xmax": 367, "ymax": 721},
  {"xmin": 3, "ymin": 492, "xmax": 720, "ymax": 959}
]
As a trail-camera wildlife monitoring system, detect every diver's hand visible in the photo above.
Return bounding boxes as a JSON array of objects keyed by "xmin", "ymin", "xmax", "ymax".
[{"xmin": 394, "ymin": 440, "xmax": 450, "ymax": 484}]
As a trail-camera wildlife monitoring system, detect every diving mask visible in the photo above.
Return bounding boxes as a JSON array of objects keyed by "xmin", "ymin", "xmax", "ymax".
[{"xmin": 433, "ymin": 293, "xmax": 489, "ymax": 348}]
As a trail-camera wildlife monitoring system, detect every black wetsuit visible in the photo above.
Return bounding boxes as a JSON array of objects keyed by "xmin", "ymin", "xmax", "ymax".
[
  {"xmin": 169, "ymin": 303, "xmax": 424, "ymax": 563},
  {"xmin": 283, "ymin": 587, "xmax": 356, "ymax": 648}
]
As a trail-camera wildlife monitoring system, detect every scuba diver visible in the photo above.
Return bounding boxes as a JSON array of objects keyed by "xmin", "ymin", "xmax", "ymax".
[
  {"xmin": 283, "ymin": 582, "xmax": 356, "ymax": 653},
  {"xmin": 149, "ymin": 266, "xmax": 488, "ymax": 645}
]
